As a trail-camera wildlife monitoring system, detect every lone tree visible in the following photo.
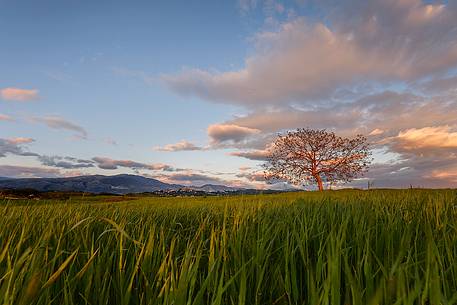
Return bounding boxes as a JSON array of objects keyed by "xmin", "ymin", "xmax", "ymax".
[{"xmin": 264, "ymin": 128, "xmax": 371, "ymax": 191}]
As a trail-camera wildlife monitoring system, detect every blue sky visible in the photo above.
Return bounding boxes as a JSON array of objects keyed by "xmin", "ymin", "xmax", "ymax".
[
  {"xmin": 1, "ymin": 0, "xmax": 253, "ymax": 180},
  {"xmin": 1, "ymin": 0, "xmax": 457, "ymax": 188}
]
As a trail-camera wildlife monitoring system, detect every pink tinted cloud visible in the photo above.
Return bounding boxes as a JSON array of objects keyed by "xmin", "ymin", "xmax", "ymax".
[
  {"xmin": 164, "ymin": 1, "xmax": 457, "ymax": 106},
  {"xmin": 208, "ymin": 124, "xmax": 260, "ymax": 144},
  {"xmin": 6, "ymin": 137, "xmax": 35, "ymax": 145},
  {"xmin": 229, "ymin": 148, "xmax": 271, "ymax": 161},
  {"xmin": 1, "ymin": 88, "xmax": 39, "ymax": 101},
  {"xmin": 395, "ymin": 126, "xmax": 457, "ymax": 150},
  {"xmin": 0, "ymin": 114, "xmax": 13, "ymax": 121},
  {"xmin": 428, "ymin": 169, "xmax": 457, "ymax": 183}
]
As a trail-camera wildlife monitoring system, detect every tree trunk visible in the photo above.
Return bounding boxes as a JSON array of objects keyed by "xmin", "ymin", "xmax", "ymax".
[{"xmin": 314, "ymin": 174, "xmax": 324, "ymax": 191}]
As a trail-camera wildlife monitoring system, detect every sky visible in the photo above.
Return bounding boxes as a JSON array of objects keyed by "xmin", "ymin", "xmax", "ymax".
[{"xmin": 1, "ymin": 0, "xmax": 457, "ymax": 189}]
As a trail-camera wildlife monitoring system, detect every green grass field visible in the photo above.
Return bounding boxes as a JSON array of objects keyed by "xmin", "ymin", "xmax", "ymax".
[{"xmin": 1, "ymin": 190, "xmax": 457, "ymax": 305}]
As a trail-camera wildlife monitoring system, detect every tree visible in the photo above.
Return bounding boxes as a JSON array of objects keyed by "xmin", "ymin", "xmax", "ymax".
[{"xmin": 264, "ymin": 128, "xmax": 371, "ymax": 191}]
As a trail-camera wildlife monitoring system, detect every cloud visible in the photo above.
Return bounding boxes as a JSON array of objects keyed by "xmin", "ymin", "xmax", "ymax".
[
  {"xmin": 0, "ymin": 165, "xmax": 61, "ymax": 178},
  {"xmin": 239, "ymin": 166, "xmax": 252, "ymax": 171},
  {"xmin": 0, "ymin": 138, "xmax": 95, "ymax": 171},
  {"xmin": 421, "ymin": 75, "xmax": 457, "ymax": 93},
  {"xmin": 159, "ymin": 0, "xmax": 457, "ymax": 188},
  {"xmin": 161, "ymin": 172, "xmax": 226, "ymax": 185},
  {"xmin": 229, "ymin": 149, "xmax": 270, "ymax": 161},
  {"xmin": 146, "ymin": 167, "xmax": 270, "ymax": 188},
  {"xmin": 155, "ymin": 140, "xmax": 203, "ymax": 152},
  {"xmin": 152, "ymin": 171, "xmax": 251, "ymax": 187},
  {"xmin": 396, "ymin": 126, "xmax": 457, "ymax": 150},
  {"xmin": 352, "ymin": 152, "xmax": 457, "ymax": 188},
  {"xmin": 31, "ymin": 116, "xmax": 88, "ymax": 139},
  {"xmin": 236, "ymin": 170, "xmax": 266, "ymax": 182},
  {"xmin": 0, "ymin": 114, "xmax": 13, "ymax": 121},
  {"xmin": 6, "ymin": 137, "xmax": 35, "ymax": 145},
  {"xmin": 164, "ymin": 1, "xmax": 457, "ymax": 106},
  {"xmin": 0, "ymin": 137, "xmax": 95, "ymax": 170},
  {"xmin": 214, "ymin": 90, "xmax": 457, "ymax": 187},
  {"xmin": 92, "ymin": 157, "xmax": 176, "ymax": 171},
  {"xmin": 203, "ymin": 95, "xmax": 413, "ymax": 148},
  {"xmin": 198, "ymin": 91, "xmax": 409, "ymax": 152},
  {"xmin": 369, "ymin": 128, "xmax": 384, "ymax": 136},
  {"xmin": 216, "ymin": 91, "xmax": 457, "ymax": 141},
  {"xmin": 37, "ymin": 155, "xmax": 95, "ymax": 169},
  {"xmin": 158, "ymin": 125, "xmax": 266, "ymax": 152},
  {"xmin": 227, "ymin": 105, "xmax": 363, "ymax": 137},
  {"xmin": 428, "ymin": 169, "xmax": 457, "ymax": 184},
  {"xmin": 383, "ymin": 125, "xmax": 457, "ymax": 160},
  {"xmin": 207, "ymin": 124, "xmax": 260, "ymax": 144},
  {"xmin": 1, "ymin": 88, "xmax": 39, "ymax": 101},
  {"xmin": 0, "ymin": 138, "xmax": 38, "ymax": 158}
]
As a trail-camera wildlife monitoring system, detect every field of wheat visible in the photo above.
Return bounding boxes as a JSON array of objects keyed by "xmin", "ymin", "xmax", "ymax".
[{"xmin": 1, "ymin": 190, "xmax": 457, "ymax": 305}]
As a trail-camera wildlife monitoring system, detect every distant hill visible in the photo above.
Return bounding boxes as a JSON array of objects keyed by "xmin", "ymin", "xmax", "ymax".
[
  {"xmin": 0, "ymin": 174, "xmax": 248, "ymax": 195},
  {"xmin": 0, "ymin": 174, "xmax": 184, "ymax": 194}
]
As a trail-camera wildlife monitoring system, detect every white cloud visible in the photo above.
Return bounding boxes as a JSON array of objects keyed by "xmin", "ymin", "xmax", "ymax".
[{"xmin": 155, "ymin": 140, "xmax": 203, "ymax": 152}]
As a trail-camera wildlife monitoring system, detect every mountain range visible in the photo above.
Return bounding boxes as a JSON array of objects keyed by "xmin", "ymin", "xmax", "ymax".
[{"xmin": 0, "ymin": 174, "xmax": 245, "ymax": 194}]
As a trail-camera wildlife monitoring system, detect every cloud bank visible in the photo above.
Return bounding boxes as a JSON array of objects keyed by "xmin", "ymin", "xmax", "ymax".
[
  {"xmin": 164, "ymin": 1, "xmax": 457, "ymax": 106},
  {"xmin": 92, "ymin": 157, "xmax": 177, "ymax": 172},
  {"xmin": 0, "ymin": 165, "xmax": 61, "ymax": 178},
  {"xmin": 0, "ymin": 138, "xmax": 38, "ymax": 158}
]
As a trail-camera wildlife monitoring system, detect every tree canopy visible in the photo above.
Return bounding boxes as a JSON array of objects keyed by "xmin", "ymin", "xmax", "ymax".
[{"xmin": 264, "ymin": 128, "xmax": 372, "ymax": 190}]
